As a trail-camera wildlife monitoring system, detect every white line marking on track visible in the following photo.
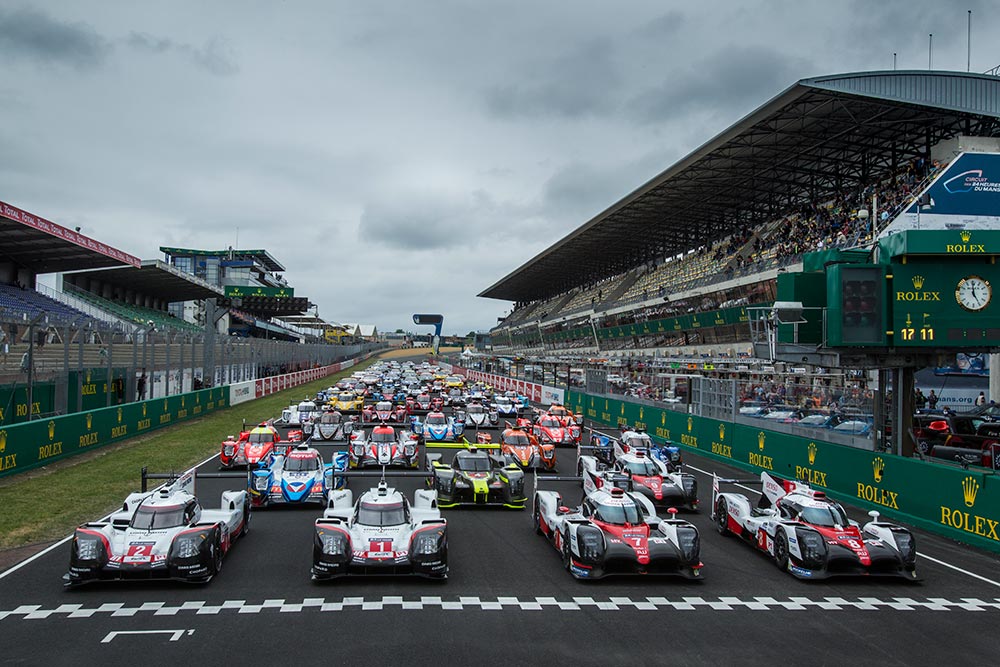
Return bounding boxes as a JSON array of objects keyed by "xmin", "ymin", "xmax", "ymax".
[
  {"xmin": 101, "ymin": 629, "xmax": 192, "ymax": 643},
  {"xmin": 591, "ymin": 427, "xmax": 1000, "ymax": 590},
  {"xmin": 1, "ymin": 596, "xmax": 999, "ymax": 619},
  {"xmin": 0, "ymin": 452, "xmax": 222, "ymax": 581}
]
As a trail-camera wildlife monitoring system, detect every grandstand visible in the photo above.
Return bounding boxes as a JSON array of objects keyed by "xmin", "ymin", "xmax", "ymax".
[{"xmin": 482, "ymin": 70, "xmax": 1000, "ymax": 358}]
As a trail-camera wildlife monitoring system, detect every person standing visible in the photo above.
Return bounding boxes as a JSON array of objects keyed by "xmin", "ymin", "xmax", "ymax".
[
  {"xmin": 0, "ymin": 328, "xmax": 7, "ymax": 365},
  {"xmin": 914, "ymin": 388, "xmax": 927, "ymax": 410},
  {"xmin": 975, "ymin": 391, "xmax": 986, "ymax": 407},
  {"xmin": 927, "ymin": 390, "xmax": 939, "ymax": 410}
]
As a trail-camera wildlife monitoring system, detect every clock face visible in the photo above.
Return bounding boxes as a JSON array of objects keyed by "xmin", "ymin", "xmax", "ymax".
[{"xmin": 956, "ymin": 276, "xmax": 992, "ymax": 312}]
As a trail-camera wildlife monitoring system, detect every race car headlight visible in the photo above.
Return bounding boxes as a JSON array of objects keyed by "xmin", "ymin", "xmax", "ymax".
[
  {"xmin": 576, "ymin": 526, "xmax": 603, "ymax": 562},
  {"xmin": 75, "ymin": 536, "xmax": 101, "ymax": 561},
  {"xmin": 540, "ymin": 448, "xmax": 554, "ymax": 459},
  {"xmin": 682, "ymin": 476, "xmax": 697, "ymax": 500},
  {"xmin": 172, "ymin": 532, "xmax": 209, "ymax": 559},
  {"xmin": 318, "ymin": 530, "xmax": 349, "ymax": 555},
  {"xmin": 676, "ymin": 526, "xmax": 700, "ymax": 564},
  {"xmin": 794, "ymin": 528, "xmax": 826, "ymax": 566},
  {"xmin": 670, "ymin": 449, "xmax": 681, "ymax": 463},
  {"xmin": 438, "ymin": 476, "xmax": 454, "ymax": 493},
  {"xmin": 891, "ymin": 529, "xmax": 916, "ymax": 565},
  {"xmin": 223, "ymin": 444, "xmax": 235, "ymax": 456},
  {"xmin": 412, "ymin": 528, "xmax": 446, "ymax": 555},
  {"xmin": 508, "ymin": 477, "xmax": 524, "ymax": 497},
  {"xmin": 253, "ymin": 475, "xmax": 270, "ymax": 491},
  {"xmin": 404, "ymin": 443, "xmax": 415, "ymax": 456},
  {"xmin": 352, "ymin": 444, "xmax": 365, "ymax": 456}
]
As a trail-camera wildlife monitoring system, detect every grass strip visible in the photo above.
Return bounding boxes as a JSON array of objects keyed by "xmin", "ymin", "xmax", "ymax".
[{"xmin": 0, "ymin": 356, "xmax": 383, "ymax": 551}]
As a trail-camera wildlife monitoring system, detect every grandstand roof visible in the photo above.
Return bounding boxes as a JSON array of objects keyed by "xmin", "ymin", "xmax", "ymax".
[
  {"xmin": 480, "ymin": 70, "xmax": 1000, "ymax": 302},
  {"xmin": 64, "ymin": 260, "xmax": 225, "ymax": 302},
  {"xmin": 1, "ymin": 200, "xmax": 141, "ymax": 273},
  {"xmin": 159, "ymin": 247, "xmax": 285, "ymax": 272}
]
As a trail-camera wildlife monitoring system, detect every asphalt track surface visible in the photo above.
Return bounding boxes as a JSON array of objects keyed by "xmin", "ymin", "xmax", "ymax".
[{"xmin": 3, "ymin": 394, "xmax": 1000, "ymax": 664}]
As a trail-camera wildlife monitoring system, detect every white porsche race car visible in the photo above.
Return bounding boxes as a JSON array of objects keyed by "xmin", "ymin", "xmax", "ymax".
[
  {"xmin": 65, "ymin": 471, "xmax": 249, "ymax": 587},
  {"xmin": 312, "ymin": 480, "xmax": 448, "ymax": 579}
]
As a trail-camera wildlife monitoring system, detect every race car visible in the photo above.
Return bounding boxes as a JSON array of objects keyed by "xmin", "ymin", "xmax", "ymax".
[
  {"xmin": 429, "ymin": 396, "xmax": 445, "ymax": 412},
  {"xmin": 312, "ymin": 410, "xmax": 352, "ymax": 442},
  {"xmin": 533, "ymin": 414, "xmax": 580, "ymax": 446},
  {"xmin": 409, "ymin": 393, "xmax": 433, "ymax": 414},
  {"xmin": 65, "ymin": 470, "xmax": 249, "ymax": 587},
  {"xmin": 498, "ymin": 423, "xmax": 556, "ymax": 472},
  {"xmin": 712, "ymin": 472, "xmax": 918, "ymax": 580},
  {"xmin": 220, "ymin": 421, "xmax": 282, "ymax": 469},
  {"xmin": 426, "ymin": 446, "xmax": 526, "ymax": 508},
  {"xmin": 312, "ymin": 480, "xmax": 448, "ymax": 580},
  {"xmin": 348, "ymin": 424, "xmax": 421, "ymax": 469},
  {"xmin": 461, "ymin": 402, "xmax": 498, "ymax": 428},
  {"xmin": 584, "ymin": 429, "xmax": 698, "ymax": 510},
  {"xmin": 444, "ymin": 375, "xmax": 464, "ymax": 389},
  {"xmin": 443, "ymin": 388, "xmax": 466, "ymax": 408},
  {"xmin": 411, "ymin": 411, "xmax": 465, "ymax": 443},
  {"xmin": 279, "ymin": 399, "xmax": 320, "ymax": 427},
  {"xmin": 545, "ymin": 403, "xmax": 583, "ymax": 428},
  {"xmin": 249, "ymin": 444, "xmax": 340, "ymax": 507},
  {"xmin": 493, "ymin": 395, "xmax": 519, "ymax": 418},
  {"xmin": 362, "ymin": 400, "xmax": 409, "ymax": 425},
  {"xmin": 532, "ymin": 470, "xmax": 702, "ymax": 580},
  {"xmin": 331, "ymin": 391, "xmax": 365, "ymax": 414}
]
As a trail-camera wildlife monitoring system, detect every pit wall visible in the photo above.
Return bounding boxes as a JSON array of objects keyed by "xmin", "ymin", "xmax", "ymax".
[
  {"xmin": 0, "ymin": 353, "xmax": 375, "ymax": 479},
  {"xmin": 565, "ymin": 389, "xmax": 1000, "ymax": 555}
]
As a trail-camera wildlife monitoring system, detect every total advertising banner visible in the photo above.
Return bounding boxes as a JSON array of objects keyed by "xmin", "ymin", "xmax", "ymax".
[
  {"xmin": 232, "ymin": 361, "xmax": 346, "ymax": 407},
  {"xmin": 880, "ymin": 152, "xmax": 1000, "ymax": 237},
  {"xmin": 0, "ymin": 387, "xmax": 228, "ymax": 479},
  {"xmin": 566, "ymin": 389, "xmax": 1000, "ymax": 554}
]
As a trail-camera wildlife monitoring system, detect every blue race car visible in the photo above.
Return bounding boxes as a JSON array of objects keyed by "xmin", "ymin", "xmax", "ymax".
[
  {"xmin": 412, "ymin": 411, "xmax": 465, "ymax": 442},
  {"xmin": 249, "ymin": 444, "xmax": 346, "ymax": 507}
]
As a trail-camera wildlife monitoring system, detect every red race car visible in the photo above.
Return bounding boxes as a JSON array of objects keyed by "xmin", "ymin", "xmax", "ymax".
[
  {"xmin": 220, "ymin": 422, "xmax": 287, "ymax": 469},
  {"xmin": 533, "ymin": 414, "xmax": 580, "ymax": 446},
  {"xmin": 362, "ymin": 400, "xmax": 408, "ymax": 424}
]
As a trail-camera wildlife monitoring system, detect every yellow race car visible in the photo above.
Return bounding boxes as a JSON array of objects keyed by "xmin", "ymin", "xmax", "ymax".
[{"xmin": 330, "ymin": 391, "xmax": 364, "ymax": 413}]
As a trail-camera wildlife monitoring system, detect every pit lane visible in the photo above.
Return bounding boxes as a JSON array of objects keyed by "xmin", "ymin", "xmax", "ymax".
[{"xmin": 2, "ymin": 387, "xmax": 999, "ymax": 665}]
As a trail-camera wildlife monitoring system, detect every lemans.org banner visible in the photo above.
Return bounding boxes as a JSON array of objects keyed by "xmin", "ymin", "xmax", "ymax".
[
  {"xmin": 880, "ymin": 152, "xmax": 1000, "ymax": 237},
  {"xmin": 449, "ymin": 366, "xmax": 564, "ymax": 404}
]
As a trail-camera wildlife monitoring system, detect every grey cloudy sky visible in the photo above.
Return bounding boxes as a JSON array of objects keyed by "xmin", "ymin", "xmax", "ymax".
[{"xmin": 2, "ymin": 1, "xmax": 997, "ymax": 335}]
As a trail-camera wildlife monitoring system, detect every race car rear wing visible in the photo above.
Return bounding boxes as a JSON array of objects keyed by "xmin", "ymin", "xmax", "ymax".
[
  {"xmin": 423, "ymin": 437, "xmax": 500, "ymax": 450},
  {"xmin": 141, "ymin": 467, "xmax": 246, "ymax": 492}
]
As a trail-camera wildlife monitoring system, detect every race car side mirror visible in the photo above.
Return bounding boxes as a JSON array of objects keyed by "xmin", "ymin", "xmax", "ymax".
[
  {"xmin": 868, "ymin": 510, "xmax": 880, "ymax": 520},
  {"xmin": 558, "ymin": 506, "xmax": 571, "ymax": 514}
]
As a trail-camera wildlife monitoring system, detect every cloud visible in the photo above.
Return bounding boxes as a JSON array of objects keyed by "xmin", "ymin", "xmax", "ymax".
[
  {"xmin": 127, "ymin": 32, "xmax": 239, "ymax": 76},
  {"xmin": 0, "ymin": 6, "xmax": 110, "ymax": 70},
  {"xmin": 484, "ymin": 38, "xmax": 622, "ymax": 119},
  {"xmin": 627, "ymin": 45, "xmax": 812, "ymax": 124}
]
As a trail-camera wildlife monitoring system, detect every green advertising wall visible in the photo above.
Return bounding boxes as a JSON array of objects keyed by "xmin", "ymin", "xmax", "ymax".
[
  {"xmin": 0, "ymin": 387, "xmax": 228, "ymax": 479},
  {"xmin": 567, "ymin": 390, "xmax": 1000, "ymax": 554},
  {"xmin": 67, "ymin": 367, "xmax": 131, "ymax": 412},
  {"xmin": 0, "ymin": 382, "xmax": 56, "ymax": 426}
]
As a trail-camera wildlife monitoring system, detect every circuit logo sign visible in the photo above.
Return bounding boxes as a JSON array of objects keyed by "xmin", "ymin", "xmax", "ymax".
[{"xmin": 943, "ymin": 169, "xmax": 1000, "ymax": 194}]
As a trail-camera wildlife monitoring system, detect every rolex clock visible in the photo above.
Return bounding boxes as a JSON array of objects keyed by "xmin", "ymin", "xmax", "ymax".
[{"xmin": 955, "ymin": 276, "xmax": 991, "ymax": 312}]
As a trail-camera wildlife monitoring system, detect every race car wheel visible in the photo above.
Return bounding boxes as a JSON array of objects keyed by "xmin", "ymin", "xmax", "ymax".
[
  {"xmin": 774, "ymin": 530, "xmax": 789, "ymax": 570},
  {"xmin": 576, "ymin": 460, "xmax": 584, "ymax": 485},
  {"xmin": 533, "ymin": 504, "xmax": 543, "ymax": 535},
  {"xmin": 211, "ymin": 537, "xmax": 223, "ymax": 577},
  {"xmin": 561, "ymin": 530, "xmax": 572, "ymax": 570},
  {"xmin": 241, "ymin": 498, "xmax": 251, "ymax": 537},
  {"xmin": 715, "ymin": 498, "xmax": 729, "ymax": 536}
]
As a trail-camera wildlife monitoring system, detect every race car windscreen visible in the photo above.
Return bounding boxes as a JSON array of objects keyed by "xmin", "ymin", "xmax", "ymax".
[
  {"xmin": 624, "ymin": 459, "xmax": 660, "ymax": 476},
  {"xmin": 371, "ymin": 430, "xmax": 396, "ymax": 443},
  {"xmin": 455, "ymin": 454, "xmax": 490, "ymax": 471},
  {"xmin": 321, "ymin": 413, "xmax": 341, "ymax": 424},
  {"xmin": 467, "ymin": 405, "xmax": 484, "ymax": 414},
  {"xmin": 376, "ymin": 402, "xmax": 392, "ymax": 411},
  {"xmin": 799, "ymin": 504, "xmax": 850, "ymax": 527},
  {"xmin": 426, "ymin": 415, "xmax": 446, "ymax": 425},
  {"xmin": 625, "ymin": 434, "xmax": 652, "ymax": 448},
  {"xmin": 594, "ymin": 501, "xmax": 642, "ymax": 525},
  {"xmin": 504, "ymin": 433, "xmax": 530, "ymax": 446},
  {"xmin": 131, "ymin": 506, "xmax": 185, "ymax": 530},
  {"xmin": 285, "ymin": 454, "xmax": 320, "ymax": 471},
  {"xmin": 248, "ymin": 431, "xmax": 273, "ymax": 444},
  {"xmin": 357, "ymin": 501, "xmax": 407, "ymax": 526},
  {"xmin": 539, "ymin": 417, "xmax": 561, "ymax": 427}
]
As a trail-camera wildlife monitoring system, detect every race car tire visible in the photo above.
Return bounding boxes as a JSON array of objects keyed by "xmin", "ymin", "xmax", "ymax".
[
  {"xmin": 211, "ymin": 537, "xmax": 223, "ymax": 577},
  {"xmin": 241, "ymin": 498, "xmax": 251, "ymax": 537},
  {"xmin": 533, "ymin": 504, "xmax": 543, "ymax": 535},
  {"xmin": 774, "ymin": 530, "xmax": 789, "ymax": 570},
  {"xmin": 576, "ymin": 460, "xmax": 584, "ymax": 485},
  {"xmin": 561, "ymin": 530, "xmax": 571, "ymax": 571},
  {"xmin": 715, "ymin": 498, "xmax": 729, "ymax": 536}
]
